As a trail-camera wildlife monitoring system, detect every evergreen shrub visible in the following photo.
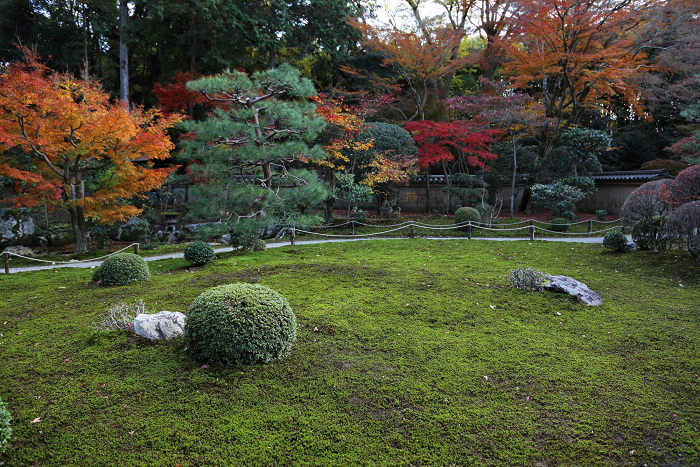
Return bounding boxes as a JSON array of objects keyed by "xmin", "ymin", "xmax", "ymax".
[
  {"xmin": 185, "ymin": 283, "xmax": 298, "ymax": 365},
  {"xmin": 184, "ymin": 241, "xmax": 216, "ymax": 265},
  {"xmin": 92, "ymin": 253, "xmax": 150, "ymax": 286},
  {"xmin": 603, "ymin": 230, "xmax": 628, "ymax": 252},
  {"xmin": 595, "ymin": 209, "xmax": 607, "ymax": 220},
  {"xmin": 455, "ymin": 207, "xmax": 481, "ymax": 228},
  {"xmin": 0, "ymin": 395, "xmax": 11, "ymax": 454},
  {"xmin": 550, "ymin": 218, "xmax": 571, "ymax": 232}
]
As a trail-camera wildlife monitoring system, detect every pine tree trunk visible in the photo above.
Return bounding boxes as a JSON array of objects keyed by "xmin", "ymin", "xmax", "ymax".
[{"xmin": 119, "ymin": 0, "xmax": 129, "ymax": 105}]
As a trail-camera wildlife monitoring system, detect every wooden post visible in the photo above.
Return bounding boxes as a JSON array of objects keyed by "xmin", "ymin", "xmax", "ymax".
[
  {"xmin": 351, "ymin": 221, "xmax": 355, "ymax": 236},
  {"xmin": 133, "ymin": 243, "xmax": 139, "ymax": 255},
  {"xmin": 3, "ymin": 253, "xmax": 8, "ymax": 274},
  {"xmin": 588, "ymin": 219, "xmax": 593, "ymax": 236},
  {"xmin": 409, "ymin": 222, "xmax": 414, "ymax": 238},
  {"xmin": 529, "ymin": 225, "xmax": 535, "ymax": 241},
  {"xmin": 291, "ymin": 226, "xmax": 296, "ymax": 246},
  {"xmin": 467, "ymin": 221, "xmax": 472, "ymax": 240}
]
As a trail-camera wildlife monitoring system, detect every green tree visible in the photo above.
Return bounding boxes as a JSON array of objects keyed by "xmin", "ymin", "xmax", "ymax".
[{"xmin": 179, "ymin": 64, "xmax": 328, "ymax": 244}]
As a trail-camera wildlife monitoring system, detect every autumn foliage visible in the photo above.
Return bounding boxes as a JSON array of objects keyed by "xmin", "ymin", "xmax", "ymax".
[
  {"xmin": 152, "ymin": 71, "xmax": 213, "ymax": 117},
  {"xmin": 404, "ymin": 120, "xmax": 502, "ymax": 169},
  {"xmin": 0, "ymin": 50, "xmax": 181, "ymax": 252}
]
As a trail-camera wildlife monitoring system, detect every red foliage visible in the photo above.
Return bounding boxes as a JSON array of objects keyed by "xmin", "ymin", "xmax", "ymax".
[
  {"xmin": 666, "ymin": 165, "xmax": 700, "ymax": 205},
  {"xmin": 152, "ymin": 71, "xmax": 211, "ymax": 116},
  {"xmin": 404, "ymin": 120, "xmax": 503, "ymax": 169}
]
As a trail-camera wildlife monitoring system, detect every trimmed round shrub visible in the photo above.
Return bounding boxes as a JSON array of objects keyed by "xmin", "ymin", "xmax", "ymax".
[
  {"xmin": 184, "ymin": 241, "xmax": 216, "ymax": 265},
  {"xmin": 92, "ymin": 253, "xmax": 150, "ymax": 286},
  {"xmin": 185, "ymin": 283, "xmax": 298, "ymax": 365},
  {"xmin": 550, "ymin": 218, "xmax": 570, "ymax": 232},
  {"xmin": 455, "ymin": 207, "xmax": 481, "ymax": 227},
  {"xmin": 595, "ymin": 209, "xmax": 608, "ymax": 220},
  {"xmin": 0, "ymin": 395, "xmax": 11, "ymax": 454},
  {"xmin": 603, "ymin": 229, "xmax": 628, "ymax": 252},
  {"xmin": 252, "ymin": 239, "xmax": 267, "ymax": 252}
]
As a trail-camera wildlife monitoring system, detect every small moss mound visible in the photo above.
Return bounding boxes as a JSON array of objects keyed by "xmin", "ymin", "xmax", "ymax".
[
  {"xmin": 253, "ymin": 239, "xmax": 267, "ymax": 252},
  {"xmin": 185, "ymin": 283, "xmax": 298, "ymax": 365},
  {"xmin": 92, "ymin": 253, "xmax": 150, "ymax": 286},
  {"xmin": 603, "ymin": 229, "xmax": 628, "ymax": 252},
  {"xmin": 184, "ymin": 241, "xmax": 216, "ymax": 265},
  {"xmin": 0, "ymin": 395, "xmax": 11, "ymax": 454},
  {"xmin": 455, "ymin": 207, "xmax": 480, "ymax": 227},
  {"xmin": 549, "ymin": 218, "xmax": 571, "ymax": 232}
]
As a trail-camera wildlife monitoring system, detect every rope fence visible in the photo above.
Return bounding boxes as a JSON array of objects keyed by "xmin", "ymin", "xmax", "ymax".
[
  {"xmin": 2, "ymin": 243, "xmax": 140, "ymax": 274},
  {"xmin": 288, "ymin": 218, "xmax": 624, "ymax": 245}
]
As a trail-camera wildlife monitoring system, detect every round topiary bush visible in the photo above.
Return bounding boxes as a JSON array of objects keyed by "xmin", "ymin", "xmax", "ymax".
[
  {"xmin": 0, "ymin": 395, "xmax": 11, "ymax": 454},
  {"xmin": 185, "ymin": 283, "xmax": 298, "ymax": 365},
  {"xmin": 603, "ymin": 229, "xmax": 628, "ymax": 252},
  {"xmin": 595, "ymin": 209, "xmax": 608, "ymax": 220},
  {"xmin": 455, "ymin": 207, "xmax": 481, "ymax": 228},
  {"xmin": 184, "ymin": 241, "xmax": 216, "ymax": 265},
  {"xmin": 252, "ymin": 239, "xmax": 267, "ymax": 252},
  {"xmin": 92, "ymin": 253, "xmax": 150, "ymax": 286},
  {"xmin": 550, "ymin": 218, "xmax": 571, "ymax": 232}
]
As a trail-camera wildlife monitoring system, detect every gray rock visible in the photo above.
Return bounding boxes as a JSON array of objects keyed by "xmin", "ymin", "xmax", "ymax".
[
  {"xmin": 2, "ymin": 245, "xmax": 36, "ymax": 257},
  {"xmin": 543, "ymin": 275, "xmax": 603, "ymax": 306},
  {"xmin": 0, "ymin": 209, "xmax": 35, "ymax": 248},
  {"xmin": 133, "ymin": 311, "xmax": 186, "ymax": 340},
  {"xmin": 220, "ymin": 233, "xmax": 231, "ymax": 244},
  {"xmin": 626, "ymin": 241, "xmax": 637, "ymax": 252},
  {"xmin": 116, "ymin": 217, "xmax": 150, "ymax": 241}
]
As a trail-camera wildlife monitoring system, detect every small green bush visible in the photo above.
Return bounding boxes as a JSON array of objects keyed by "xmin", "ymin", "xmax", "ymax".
[
  {"xmin": 549, "ymin": 218, "xmax": 570, "ymax": 232},
  {"xmin": 455, "ymin": 207, "xmax": 481, "ymax": 228},
  {"xmin": 252, "ymin": 239, "xmax": 267, "ymax": 252},
  {"xmin": 184, "ymin": 241, "xmax": 216, "ymax": 265},
  {"xmin": 508, "ymin": 267, "xmax": 548, "ymax": 291},
  {"xmin": 603, "ymin": 229, "xmax": 628, "ymax": 252},
  {"xmin": 595, "ymin": 209, "xmax": 607, "ymax": 220},
  {"xmin": 185, "ymin": 283, "xmax": 298, "ymax": 365},
  {"xmin": 0, "ymin": 395, "xmax": 11, "ymax": 454},
  {"xmin": 92, "ymin": 253, "xmax": 150, "ymax": 286}
]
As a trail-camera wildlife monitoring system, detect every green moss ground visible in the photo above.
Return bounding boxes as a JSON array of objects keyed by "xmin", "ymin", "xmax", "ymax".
[{"xmin": 0, "ymin": 239, "xmax": 698, "ymax": 466}]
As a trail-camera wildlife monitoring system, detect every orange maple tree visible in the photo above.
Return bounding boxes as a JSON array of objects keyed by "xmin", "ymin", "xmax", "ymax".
[{"xmin": 0, "ymin": 51, "xmax": 181, "ymax": 252}]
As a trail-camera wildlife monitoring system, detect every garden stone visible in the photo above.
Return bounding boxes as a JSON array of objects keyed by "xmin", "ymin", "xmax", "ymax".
[
  {"xmin": 116, "ymin": 217, "xmax": 150, "ymax": 241},
  {"xmin": 2, "ymin": 246, "xmax": 35, "ymax": 257},
  {"xmin": 220, "ymin": 233, "xmax": 231, "ymax": 244},
  {"xmin": 0, "ymin": 209, "xmax": 35, "ymax": 248},
  {"xmin": 543, "ymin": 275, "xmax": 603, "ymax": 306},
  {"xmin": 133, "ymin": 311, "xmax": 186, "ymax": 340},
  {"xmin": 626, "ymin": 241, "xmax": 637, "ymax": 252}
]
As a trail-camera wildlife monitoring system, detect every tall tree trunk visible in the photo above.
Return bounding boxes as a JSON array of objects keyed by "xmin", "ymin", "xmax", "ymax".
[
  {"xmin": 510, "ymin": 134, "xmax": 517, "ymax": 217},
  {"xmin": 119, "ymin": 0, "xmax": 129, "ymax": 105},
  {"xmin": 425, "ymin": 166, "xmax": 432, "ymax": 213}
]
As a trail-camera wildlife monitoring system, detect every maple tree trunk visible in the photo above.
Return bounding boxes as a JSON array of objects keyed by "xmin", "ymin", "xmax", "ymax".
[
  {"xmin": 425, "ymin": 167, "xmax": 432, "ymax": 213},
  {"xmin": 68, "ymin": 205, "xmax": 89, "ymax": 254}
]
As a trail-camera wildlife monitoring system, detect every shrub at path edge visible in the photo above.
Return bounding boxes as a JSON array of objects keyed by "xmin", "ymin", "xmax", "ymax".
[
  {"xmin": 185, "ymin": 283, "xmax": 298, "ymax": 365},
  {"xmin": 184, "ymin": 241, "xmax": 216, "ymax": 265},
  {"xmin": 92, "ymin": 253, "xmax": 151, "ymax": 286}
]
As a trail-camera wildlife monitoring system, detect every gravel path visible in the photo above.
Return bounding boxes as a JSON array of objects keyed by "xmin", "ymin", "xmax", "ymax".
[{"xmin": 3, "ymin": 235, "xmax": 624, "ymax": 274}]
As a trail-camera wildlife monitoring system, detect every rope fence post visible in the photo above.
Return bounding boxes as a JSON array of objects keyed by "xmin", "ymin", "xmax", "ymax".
[
  {"xmin": 409, "ymin": 222, "xmax": 414, "ymax": 238},
  {"xmin": 351, "ymin": 221, "xmax": 355, "ymax": 236},
  {"xmin": 529, "ymin": 224, "xmax": 535, "ymax": 241},
  {"xmin": 3, "ymin": 253, "xmax": 8, "ymax": 274},
  {"xmin": 133, "ymin": 243, "xmax": 139, "ymax": 255},
  {"xmin": 467, "ymin": 221, "xmax": 472, "ymax": 240},
  {"xmin": 588, "ymin": 220, "xmax": 593, "ymax": 236},
  {"xmin": 291, "ymin": 226, "xmax": 296, "ymax": 246},
  {"xmin": 620, "ymin": 218, "xmax": 625, "ymax": 232}
]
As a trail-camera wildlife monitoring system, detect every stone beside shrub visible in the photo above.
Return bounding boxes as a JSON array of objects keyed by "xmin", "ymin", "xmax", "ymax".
[
  {"xmin": 508, "ymin": 267, "xmax": 548, "ymax": 291},
  {"xmin": 0, "ymin": 395, "xmax": 11, "ymax": 454},
  {"xmin": 92, "ymin": 253, "xmax": 151, "ymax": 286},
  {"xmin": 603, "ymin": 230, "xmax": 628, "ymax": 252},
  {"xmin": 455, "ymin": 207, "xmax": 481, "ymax": 227},
  {"xmin": 184, "ymin": 241, "xmax": 216, "ymax": 265},
  {"xmin": 550, "ymin": 218, "xmax": 571, "ymax": 232},
  {"xmin": 185, "ymin": 283, "xmax": 298, "ymax": 365},
  {"xmin": 595, "ymin": 209, "xmax": 607, "ymax": 220}
]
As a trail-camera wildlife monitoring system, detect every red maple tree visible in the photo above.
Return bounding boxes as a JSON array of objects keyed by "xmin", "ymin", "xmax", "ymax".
[{"xmin": 0, "ymin": 50, "xmax": 181, "ymax": 252}]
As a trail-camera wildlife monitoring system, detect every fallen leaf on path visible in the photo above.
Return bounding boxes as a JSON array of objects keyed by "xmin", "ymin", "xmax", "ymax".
[{"xmin": 30, "ymin": 417, "xmax": 42, "ymax": 424}]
